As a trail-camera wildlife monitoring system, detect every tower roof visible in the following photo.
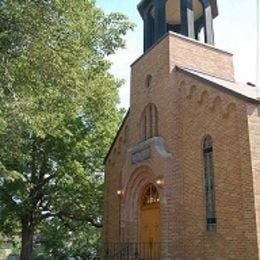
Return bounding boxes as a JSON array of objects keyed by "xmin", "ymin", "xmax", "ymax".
[{"xmin": 138, "ymin": 0, "xmax": 218, "ymax": 19}]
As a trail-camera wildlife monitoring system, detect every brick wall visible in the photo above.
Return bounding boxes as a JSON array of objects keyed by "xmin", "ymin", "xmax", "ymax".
[
  {"xmin": 103, "ymin": 34, "xmax": 259, "ymax": 259},
  {"xmin": 168, "ymin": 32, "xmax": 234, "ymax": 81},
  {"xmin": 247, "ymin": 104, "xmax": 260, "ymax": 257},
  {"xmin": 176, "ymin": 73, "xmax": 258, "ymax": 259}
]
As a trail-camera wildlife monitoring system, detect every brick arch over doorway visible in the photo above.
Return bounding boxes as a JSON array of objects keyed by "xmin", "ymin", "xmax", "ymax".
[
  {"xmin": 119, "ymin": 136, "xmax": 175, "ymax": 257},
  {"xmin": 122, "ymin": 166, "xmax": 158, "ymax": 243},
  {"xmin": 120, "ymin": 165, "xmax": 170, "ymax": 258}
]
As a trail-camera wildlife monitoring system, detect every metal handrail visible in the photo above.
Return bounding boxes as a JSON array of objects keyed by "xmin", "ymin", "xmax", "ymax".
[{"xmin": 104, "ymin": 242, "xmax": 163, "ymax": 260}]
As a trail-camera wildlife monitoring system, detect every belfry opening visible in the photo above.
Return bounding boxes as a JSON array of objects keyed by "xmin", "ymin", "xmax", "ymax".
[{"xmin": 138, "ymin": 0, "xmax": 218, "ymax": 51}]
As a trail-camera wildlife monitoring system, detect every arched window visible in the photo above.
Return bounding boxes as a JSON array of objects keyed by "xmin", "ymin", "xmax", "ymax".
[
  {"xmin": 145, "ymin": 74, "xmax": 153, "ymax": 89},
  {"xmin": 203, "ymin": 135, "xmax": 216, "ymax": 231},
  {"xmin": 141, "ymin": 103, "xmax": 158, "ymax": 141},
  {"xmin": 142, "ymin": 184, "xmax": 159, "ymax": 206}
]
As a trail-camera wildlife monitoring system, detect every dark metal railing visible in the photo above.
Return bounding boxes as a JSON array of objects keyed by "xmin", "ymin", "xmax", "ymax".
[{"xmin": 104, "ymin": 242, "xmax": 162, "ymax": 260}]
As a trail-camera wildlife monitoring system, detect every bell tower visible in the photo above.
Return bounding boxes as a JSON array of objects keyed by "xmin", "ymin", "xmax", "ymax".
[{"xmin": 138, "ymin": 0, "xmax": 218, "ymax": 52}]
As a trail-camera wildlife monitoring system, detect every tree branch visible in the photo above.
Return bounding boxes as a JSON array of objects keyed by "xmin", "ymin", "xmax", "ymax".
[
  {"xmin": 59, "ymin": 211, "xmax": 103, "ymax": 228},
  {"xmin": 41, "ymin": 211, "xmax": 103, "ymax": 228}
]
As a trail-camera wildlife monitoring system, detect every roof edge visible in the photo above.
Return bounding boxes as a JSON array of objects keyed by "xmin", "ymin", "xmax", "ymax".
[
  {"xmin": 176, "ymin": 66, "xmax": 260, "ymax": 104},
  {"xmin": 169, "ymin": 31, "xmax": 233, "ymax": 56},
  {"xmin": 104, "ymin": 109, "xmax": 130, "ymax": 164}
]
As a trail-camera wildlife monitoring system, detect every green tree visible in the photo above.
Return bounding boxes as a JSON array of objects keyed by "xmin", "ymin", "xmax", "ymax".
[
  {"xmin": 0, "ymin": 0, "xmax": 133, "ymax": 259},
  {"xmin": 33, "ymin": 218, "xmax": 102, "ymax": 258}
]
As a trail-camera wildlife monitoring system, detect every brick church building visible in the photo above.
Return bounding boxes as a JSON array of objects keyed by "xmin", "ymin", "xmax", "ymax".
[{"xmin": 103, "ymin": 0, "xmax": 260, "ymax": 259}]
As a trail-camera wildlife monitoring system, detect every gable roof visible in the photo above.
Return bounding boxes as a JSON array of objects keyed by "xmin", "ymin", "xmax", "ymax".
[
  {"xmin": 176, "ymin": 66, "xmax": 260, "ymax": 104},
  {"xmin": 104, "ymin": 109, "xmax": 130, "ymax": 164}
]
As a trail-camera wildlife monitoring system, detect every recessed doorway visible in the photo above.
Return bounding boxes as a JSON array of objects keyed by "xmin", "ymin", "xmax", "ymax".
[{"xmin": 139, "ymin": 183, "xmax": 161, "ymax": 259}]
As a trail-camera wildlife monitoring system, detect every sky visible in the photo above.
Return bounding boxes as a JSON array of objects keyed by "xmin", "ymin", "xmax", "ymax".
[{"xmin": 96, "ymin": 0, "xmax": 259, "ymax": 108}]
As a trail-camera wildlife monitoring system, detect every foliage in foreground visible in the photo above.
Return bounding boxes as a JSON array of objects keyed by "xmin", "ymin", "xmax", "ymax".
[{"xmin": 0, "ymin": 0, "xmax": 133, "ymax": 258}]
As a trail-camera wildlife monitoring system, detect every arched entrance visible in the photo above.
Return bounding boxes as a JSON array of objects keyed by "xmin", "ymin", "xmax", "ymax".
[{"xmin": 139, "ymin": 183, "xmax": 161, "ymax": 259}]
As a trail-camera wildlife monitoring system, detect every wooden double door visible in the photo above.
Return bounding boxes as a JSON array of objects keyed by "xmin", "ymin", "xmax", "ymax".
[{"xmin": 139, "ymin": 184, "xmax": 161, "ymax": 259}]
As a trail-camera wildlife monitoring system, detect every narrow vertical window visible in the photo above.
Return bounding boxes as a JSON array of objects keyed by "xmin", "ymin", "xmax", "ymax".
[
  {"xmin": 145, "ymin": 74, "xmax": 153, "ymax": 89},
  {"xmin": 140, "ymin": 103, "xmax": 158, "ymax": 141},
  {"xmin": 149, "ymin": 104, "xmax": 153, "ymax": 138},
  {"xmin": 203, "ymin": 135, "xmax": 216, "ymax": 231}
]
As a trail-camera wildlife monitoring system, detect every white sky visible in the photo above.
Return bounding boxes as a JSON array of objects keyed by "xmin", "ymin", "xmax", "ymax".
[{"xmin": 96, "ymin": 0, "xmax": 259, "ymax": 108}]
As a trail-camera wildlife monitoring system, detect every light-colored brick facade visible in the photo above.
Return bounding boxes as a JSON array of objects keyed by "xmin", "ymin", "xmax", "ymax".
[{"xmin": 103, "ymin": 32, "xmax": 260, "ymax": 259}]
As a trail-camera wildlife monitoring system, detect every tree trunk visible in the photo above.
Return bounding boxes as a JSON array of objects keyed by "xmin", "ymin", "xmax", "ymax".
[{"xmin": 20, "ymin": 216, "xmax": 34, "ymax": 260}]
